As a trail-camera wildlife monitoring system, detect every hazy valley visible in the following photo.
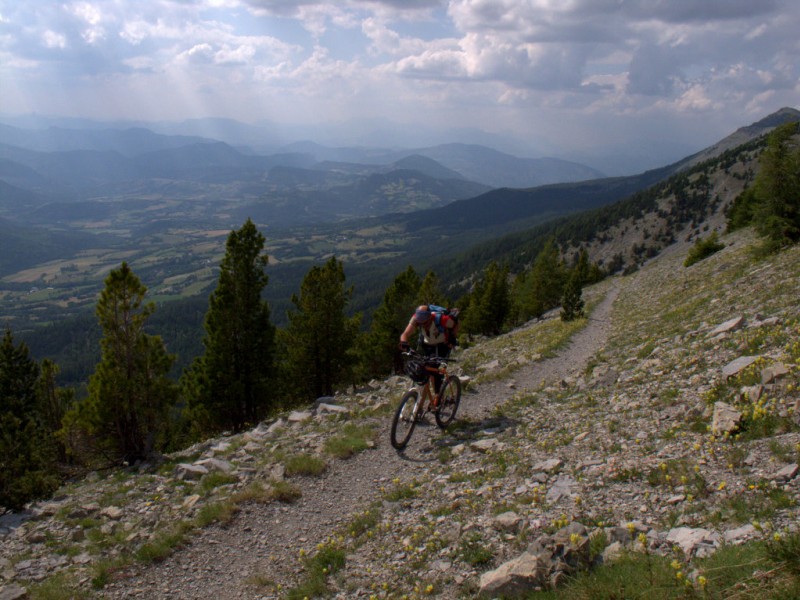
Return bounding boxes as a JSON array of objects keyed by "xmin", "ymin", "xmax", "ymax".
[{"xmin": 1, "ymin": 108, "xmax": 798, "ymax": 389}]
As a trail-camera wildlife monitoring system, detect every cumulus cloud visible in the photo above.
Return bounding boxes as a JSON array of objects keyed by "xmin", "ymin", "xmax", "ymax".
[
  {"xmin": 42, "ymin": 30, "xmax": 68, "ymax": 49},
  {"xmin": 0, "ymin": 0, "xmax": 797, "ymax": 156}
]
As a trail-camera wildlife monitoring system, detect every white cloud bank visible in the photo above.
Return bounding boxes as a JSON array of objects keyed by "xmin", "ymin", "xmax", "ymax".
[{"xmin": 0, "ymin": 0, "xmax": 798, "ymax": 157}]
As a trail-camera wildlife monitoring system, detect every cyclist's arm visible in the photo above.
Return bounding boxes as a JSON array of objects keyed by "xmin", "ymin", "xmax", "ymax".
[{"xmin": 400, "ymin": 319, "xmax": 417, "ymax": 344}]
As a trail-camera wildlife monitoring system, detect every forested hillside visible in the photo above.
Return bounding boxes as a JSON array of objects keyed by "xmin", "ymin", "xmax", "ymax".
[{"xmin": 10, "ymin": 112, "xmax": 799, "ymax": 391}]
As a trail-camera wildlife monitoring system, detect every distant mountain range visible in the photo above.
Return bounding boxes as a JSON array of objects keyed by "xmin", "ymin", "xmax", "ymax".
[
  {"xmin": 3, "ymin": 106, "xmax": 798, "ymax": 385},
  {"xmin": 0, "ymin": 122, "xmax": 603, "ymax": 195},
  {"xmin": 0, "ymin": 119, "xmax": 610, "ymax": 253},
  {"xmin": 276, "ymin": 140, "xmax": 604, "ymax": 188},
  {"xmin": 0, "ymin": 107, "xmax": 796, "ymax": 280}
]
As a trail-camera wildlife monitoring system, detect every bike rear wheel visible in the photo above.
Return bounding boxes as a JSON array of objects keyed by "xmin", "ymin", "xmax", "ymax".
[
  {"xmin": 434, "ymin": 375, "xmax": 461, "ymax": 428},
  {"xmin": 391, "ymin": 389, "xmax": 419, "ymax": 450}
]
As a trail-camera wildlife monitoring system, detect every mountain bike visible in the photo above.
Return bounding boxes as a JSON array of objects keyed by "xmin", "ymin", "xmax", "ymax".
[{"xmin": 390, "ymin": 349, "xmax": 462, "ymax": 450}]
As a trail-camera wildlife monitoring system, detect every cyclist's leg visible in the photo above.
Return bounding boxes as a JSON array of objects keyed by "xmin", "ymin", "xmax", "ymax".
[{"xmin": 421, "ymin": 343, "xmax": 443, "ymax": 393}]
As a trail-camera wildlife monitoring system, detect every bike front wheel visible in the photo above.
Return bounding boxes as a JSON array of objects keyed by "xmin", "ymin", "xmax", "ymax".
[
  {"xmin": 434, "ymin": 375, "xmax": 461, "ymax": 428},
  {"xmin": 391, "ymin": 389, "xmax": 419, "ymax": 450}
]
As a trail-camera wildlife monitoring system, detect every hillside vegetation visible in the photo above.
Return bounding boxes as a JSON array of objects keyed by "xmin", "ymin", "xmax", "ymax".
[
  {"xmin": 2, "ymin": 111, "xmax": 799, "ymax": 599},
  {"xmin": 1, "ymin": 224, "xmax": 799, "ymax": 599}
]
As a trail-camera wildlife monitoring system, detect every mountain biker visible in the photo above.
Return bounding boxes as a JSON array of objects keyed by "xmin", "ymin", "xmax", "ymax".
[
  {"xmin": 399, "ymin": 304, "xmax": 457, "ymax": 356},
  {"xmin": 399, "ymin": 305, "xmax": 457, "ymax": 392}
]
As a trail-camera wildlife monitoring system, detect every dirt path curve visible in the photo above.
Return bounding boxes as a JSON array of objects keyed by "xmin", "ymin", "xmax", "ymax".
[{"xmin": 106, "ymin": 285, "xmax": 618, "ymax": 599}]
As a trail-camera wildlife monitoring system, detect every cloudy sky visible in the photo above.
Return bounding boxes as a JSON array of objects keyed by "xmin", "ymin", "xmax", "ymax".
[{"xmin": 1, "ymin": 0, "xmax": 799, "ymax": 162}]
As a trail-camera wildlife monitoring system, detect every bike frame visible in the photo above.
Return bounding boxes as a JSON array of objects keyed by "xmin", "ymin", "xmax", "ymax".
[{"xmin": 410, "ymin": 366, "xmax": 442, "ymax": 416}]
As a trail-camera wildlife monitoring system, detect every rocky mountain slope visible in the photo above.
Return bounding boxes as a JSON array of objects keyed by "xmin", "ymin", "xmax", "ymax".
[{"xmin": 2, "ymin": 224, "xmax": 799, "ymax": 599}]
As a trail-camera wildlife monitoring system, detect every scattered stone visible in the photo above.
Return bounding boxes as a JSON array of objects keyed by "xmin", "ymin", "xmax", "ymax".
[
  {"xmin": 288, "ymin": 411, "xmax": 313, "ymax": 423},
  {"xmin": 607, "ymin": 526, "xmax": 633, "ymax": 545},
  {"xmin": 0, "ymin": 584, "xmax": 28, "ymax": 600},
  {"xmin": 479, "ymin": 551, "xmax": 551, "ymax": 598},
  {"xmin": 762, "ymin": 363, "xmax": 790, "ymax": 385},
  {"xmin": 175, "ymin": 463, "xmax": 209, "ymax": 481},
  {"xmin": 243, "ymin": 441, "xmax": 261, "ymax": 453},
  {"xmin": 478, "ymin": 359, "xmax": 501, "ymax": 372},
  {"xmin": 100, "ymin": 506, "xmax": 123, "ymax": 520},
  {"xmin": 772, "ymin": 463, "xmax": 799, "ymax": 483},
  {"xmin": 317, "ymin": 403, "xmax": 350, "ymax": 415},
  {"xmin": 269, "ymin": 464, "xmax": 286, "ymax": 482},
  {"xmin": 182, "ymin": 495, "xmax": 201, "ymax": 509},
  {"xmin": 711, "ymin": 401, "xmax": 742, "ymax": 435},
  {"xmin": 545, "ymin": 475, "xmax": 577, "ymax": 504},
  {"xmin": 80, "ymin": 502, "xmax": 101, "ymax": 514},
  {"xmin": 25, "ymin": 532, "xmax": 46, "ymax": 544},
  {"xmin": 667, "ymin": 527, "xmax": 718, "ymax": 557},
  {"xmin": 724, "ymin": 524, "xmax": 757, "ymax": 544},
  {"xmin": 710, "ymin": 316, "xmax": 745, "ymax": 337},
  {"xmin": 4, "ymin": 253, "xmax": 799, "ymax": 600},
  {"xmin": 470, "ymin": 438, "xmax": 505, "ymax": 453},
  {"xmin": 741, "ymin": 384, "xmax": 764, "ymax": 402},
  {"xmin": 266, "ymin": 418, "xmax": 286, "ymax": 434},
  {"xmin": 602, "ymin": 541, "xmax": 624, "ymax": 563},
  {"xmin": 722, "ymin": 356, "xmax": 759, "ymax": 379},
  {"xmin": 195, "ymin": 458, "xmax": 234, "ymax": 474},
  {"xmin": 493, "ymin": 512, "xmax": 523, "ymax": 533},
  {"xmin": 440, "ymin": 522, "xmax": 462, "ymax": 544},
  {"xmin": 533, "ymin": 458, "xmax": 563, "ymax": 474},
  {"xmin": 209, "ymin": 441, "xmax": 231, "ymax": 455}
]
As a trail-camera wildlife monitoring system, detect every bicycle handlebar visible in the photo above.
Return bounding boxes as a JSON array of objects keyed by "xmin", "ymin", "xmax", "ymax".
[{"xmin": 401, "ymin": 350, "xmax": 457, "ymax": 363}]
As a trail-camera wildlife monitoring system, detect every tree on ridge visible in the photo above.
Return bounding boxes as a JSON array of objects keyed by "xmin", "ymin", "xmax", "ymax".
[{"xmin": 185, "ymin": 218, "xmax": 276, "ymax": 434}]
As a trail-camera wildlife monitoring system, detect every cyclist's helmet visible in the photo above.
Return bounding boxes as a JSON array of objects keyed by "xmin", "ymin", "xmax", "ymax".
[{"xmin": 414, "ymin": 306, "xmax": 431, "ymax": 323}]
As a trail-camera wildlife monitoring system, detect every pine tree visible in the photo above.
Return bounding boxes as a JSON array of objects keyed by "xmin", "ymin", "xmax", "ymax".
[
  {"xmin": 573, "ymin": 248, "xmax": 591, "ymax": 285},
  {"xmin": 0, "ymin": 329, "xmax": 59, "ymax": 509},
  {"xmin": 416, "ymin": 271, "xmax": 446, "ymax": 306},
  {"xmin": 753, "ymin": 122, "xmax": 800, "ymax": 249},
  {"xmin": 65, "ymin": 263, "xmax": 177, "ymax": 464},
  {"xmin": 186, "ymin": 219, "xmax": 276, "ymax": 434},
  {"xmin": 512, "ymin": 239, "xmax": 566, "ymax": 322},
  {"xmin": 463, "ymin": 262, "xmax": 509, "ymax": 336},
  {"xmin": 365, "ymin": 266, "xmax": 421, "ymax": 376},
  {"xmin": 36, "ymin": 359, "xmax": 74, "ymax": 462},
  {"xmin": 560, "ymin": 270, "xmax": 585, "ymax": 322},
  {"xmin": 282, "ymin": 257, "xmax": 361, "ymax": 401}
]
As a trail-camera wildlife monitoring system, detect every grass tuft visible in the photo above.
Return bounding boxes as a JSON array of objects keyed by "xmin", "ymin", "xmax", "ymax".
[
  {"xmin": 285, "ymin": 453, "xmax": 328, "ymax": 476},
  {"xmin": 324, "ymin": 423, "xmax": 374, "ymax": 458}
]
